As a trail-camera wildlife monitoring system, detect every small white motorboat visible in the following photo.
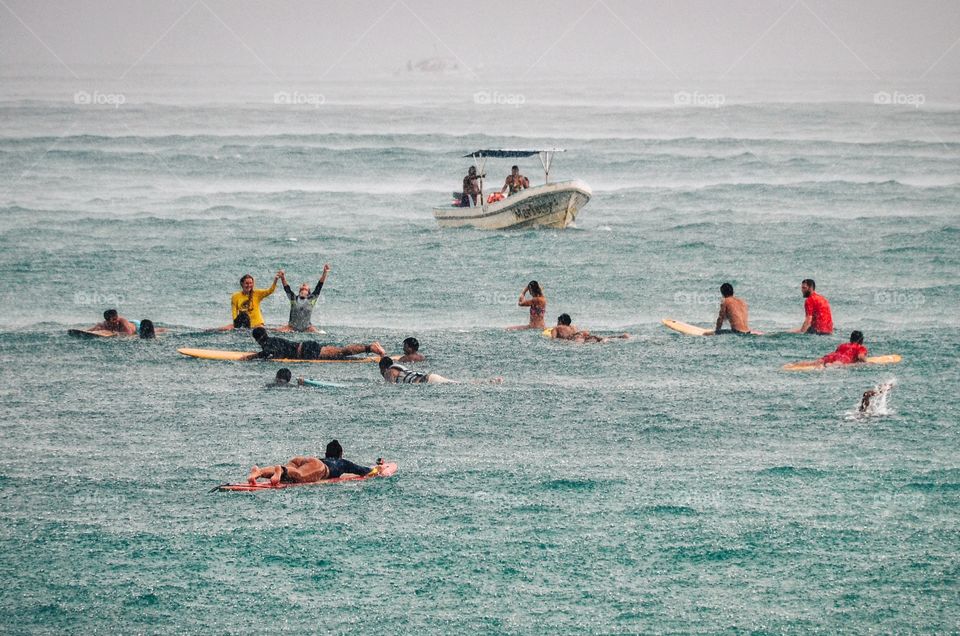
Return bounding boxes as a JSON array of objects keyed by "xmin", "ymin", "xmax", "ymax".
[{"xmin": 433, "ymin": 149, "xmax": 591, "ymax": 230}]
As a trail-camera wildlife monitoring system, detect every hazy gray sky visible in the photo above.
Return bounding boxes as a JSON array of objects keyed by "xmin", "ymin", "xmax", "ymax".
[{"xmin": 1, "ymin": 0, "xmax": 957, "ymax": 81}]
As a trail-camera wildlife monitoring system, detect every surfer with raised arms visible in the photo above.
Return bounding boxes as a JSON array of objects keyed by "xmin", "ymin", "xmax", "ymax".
[
  {"xmin": 247, "ymin": 440, "xmax": 380, "ymax": 486},
  {"xmin": 224, "ymin": 271, "xmax": 280, "ymax": 330},
  {"xmin": 791, "ymin": 278, "xmax": 833, "ymax": 334},
  {"xmin": 277, "ymin": 265, "xmax": 329, "ymax": 333},
  {"xmin": 90, "ymin": 308, "xmax": 137, "ymax": 335},
  {"xmin": 248, "ymin": 327, "xmax": 385, "ymax": 360},
  {"xmin": 711, "ymin": 283, "xmax": 751, "ymax": 335},
  {"xmin": 507, "ymin": 281, "xmax": 547, "ymax": 330},
  {"xmin": 396, "ymin": 337, "xmax": 425, "ymax": 363}
]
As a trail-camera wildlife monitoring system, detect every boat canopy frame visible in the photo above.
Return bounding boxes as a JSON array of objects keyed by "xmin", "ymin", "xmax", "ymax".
[{"xmin": 463, "ymin": 149, "xmax": 565, "ymax": 186}]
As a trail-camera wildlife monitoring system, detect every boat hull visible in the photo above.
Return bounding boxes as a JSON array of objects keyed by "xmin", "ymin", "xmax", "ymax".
[{"xmin": 433, "ymin": 179, "xmax": 591, "ymax": 230}]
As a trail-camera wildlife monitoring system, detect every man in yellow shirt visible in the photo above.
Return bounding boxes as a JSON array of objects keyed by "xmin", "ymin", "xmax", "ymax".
[{"xmin": 230, "ymin": 271, "xmax": 281, "ymax": 328}]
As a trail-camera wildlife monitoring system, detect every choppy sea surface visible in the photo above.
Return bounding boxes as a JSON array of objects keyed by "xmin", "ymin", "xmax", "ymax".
[{"xmin": 1, "ymin": 73, "xmax": 958, "ymax": 633}]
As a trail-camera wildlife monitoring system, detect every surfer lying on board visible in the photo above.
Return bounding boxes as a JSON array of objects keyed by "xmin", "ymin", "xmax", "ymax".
[
  {"xmin": 547, "ymin": 314, "xmax": 629, "ymax": 343},
  {"xmin": 248, "ymin": 327, "xmax": 386, "ymax": 360},
  {"xmin": 710, "ymin": 283, "xmax": 751, "ymax": 335},
  {"xmin": 247, "ymin": 440, "xmax": 380, "ymax": 486},
  {"xmin": 91, "ymin": 309, "xmax": 137, "ymax": 335},
  {"xmin": 378, "ymin": 356, "xmax": 502, "ymax": 384},
  {"xmin": 396, "ymin": 337, "xmax": 425, "ymax": 363},
  {"xmin": 790, "ymin": 331, "xmax": 869, "ymax": 369},
  {"xmin": 276, "ymin": 265, "xmax": 329, "ymax": 333},
  {"xmin": 791, "ymin": 278, "xmax": 833, "ymax": 335},
  {"xmin": 507, "ymin": 281, "xmax": 547, "ymax": 330},
  {"xmin": 220, "ymin": 271, "xmax": 280, "ymax": 330}
]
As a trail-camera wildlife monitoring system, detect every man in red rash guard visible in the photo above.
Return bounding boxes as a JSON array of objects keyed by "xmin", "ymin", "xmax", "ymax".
[
  {"xmin": 792, "ymin": 278, "xmax": 833, "ymax": 334},
  {"xmin": 819, "ymin": 331, "xmax": 868, "ymax": 366}
]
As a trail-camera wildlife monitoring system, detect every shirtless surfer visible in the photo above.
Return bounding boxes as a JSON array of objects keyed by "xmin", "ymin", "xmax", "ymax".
[
  {"xmin": 547, "ymin": 313, "xmax": 629, "ymax": 343},
  {"xmin": 396, "ymin": 337, "xmax": 425, "ymax": 363},
  {"xmin": 247, "ymin": 440, "xmax": 380, "ymax": 486},
  {"xmin": 90, "ymin": 308, "xmax": 137, "ymax": 335},
  {"xmin": 711, "ymin": 283, "xmax": 751, "ymax": 335}
]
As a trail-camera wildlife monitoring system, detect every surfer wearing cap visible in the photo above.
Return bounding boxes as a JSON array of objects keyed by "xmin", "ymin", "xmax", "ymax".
[
  {"xmin": 277, "ymin": 265, "xmax": 329, "ymax": 333},
  {"xmin": 228, "ymin": 271, "xmax": 280, "ymax": 330},
  {"xmin": 460, "ymin": 166, "xmax": 484, "ymax": 207},
  {"xmin": 500, "ymin": 165, "xmax": 529, "ymax": 196},
  {"xmin": 396, "ymin": 337, "xmax": 425, "ymax": 363},
  {"xmin": 711, "ymin": 283, "xmax": 751, "ymax": 335},
  {"xmin": 248, "ymin": 327, "xmax": 385, "ymax": 360},
  {"xmin": 90, "ymin": 308, "xmax": 137, "ymax": 335},
  {"xmin": 507, "ymin": 281, "xmax": 547, "ymax": 330},
  {"xmin": 791, "ymin": 278, "xmax": 833, "ymax": 334},
  {"xmin": 246, "ymin": 440, "xmax": 379, "ymax": 486}
]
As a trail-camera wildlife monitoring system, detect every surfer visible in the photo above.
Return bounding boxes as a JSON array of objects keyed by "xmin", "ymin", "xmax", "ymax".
[
  {"xmin": 460, "ymin": 166, "xmax": 484, "ymax": 207},
  {"xmin": 860, "ymin": 381, "xmax": 894, "ymax": 414},
  {"xmin": 228, "ymin": 271, "xmax": 280, "ymax": 330},
  {"xmin": 791, "ymin": 279, "xmax": 833, "ymax": 334},
  {"xmin": 90, "ymin": 309, "xmax": 137, "ymax": 335},
  {"xmin": 711, "ymin": 283, "xmax": 751, "ymax": 334},
  {"xmin": 819, "ymin": 330, "xmax": 868, "ymax": 366},
  {"xmin": 277, "ymin": 265, "xmax": 329, "ymax": 333},
  {"xmin": 379, "ymin": 356, "xmax": 454, "ymax": 384},
  {"xmin": 548, "ymin": 313, "xmax": 629, "ymax": 343},
  {"xmin": 246, "ymin": 440, "xmax": 379, "ymax": 486},
  {"xmin": 500, "ymin": 165, "xmax": 529, "ymax": 196},
  {"xmin": 268, "ymin": 368, "xmax": 293, "ymax": 386},
  {"xmin": 507, "ymin": 281, "xmax": 547, "ymax": 330},
  {"xmin": 248, "ymin": 327, "xmax": 385, "ymax": 360},
  {"xmin": 396, "ymin": 337, "xmax": 425, "ymax": 363},
  {"xmin": 138, "ymin": 319, "xmax": 157, "ymax": 339}
]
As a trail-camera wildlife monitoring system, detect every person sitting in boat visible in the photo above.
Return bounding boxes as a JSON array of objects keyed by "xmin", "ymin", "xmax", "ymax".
[
  {"xmin": 460, "ymin": 166, "xmax": 484, "ymax": 207},
  {"xmin": 246, "ymin": 440, "xmax": 380, "ymax": 486},
  {"xmin": 500, "ymin": 165, "xmax": 529, "ymax": 196},
  {"xmin": 507, "ymin": 281, "xmax": 546, "ymax": 330}
]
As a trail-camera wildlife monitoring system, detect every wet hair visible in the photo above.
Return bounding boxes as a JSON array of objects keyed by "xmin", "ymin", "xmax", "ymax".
[
  {"xmin": 468, "ymin": 166, "xmax": 477, "ymax": 174},
  {"xmin": 252, "ymin": 327, "xmax": 268, "ymax": 342},
  {"xmin": 138, "ymin": 319, "xmax": 155, "ymax": 339},
  {"xmin": 240, "ymin": 274, "xmax": 253, "ymax": 286},
  {"xmin": 275, "ymin": 368, "xmax": 292, "ymax": 384},
  {"xmin": 325, "ymin": 439, "xmax": 343, "ymax": 459},
  {"xmin": 233, "ymin": 312, "xmax": 251, "ymax": 329},
  {"xmin": 511, "ymin": 165, "xmax": 519, "ymax": 171},
  {"xmin": 720, "ymin": 283, "xmax": 734, "ymax": 297},
  {"xmin": 378, "ymin": 356, "xmax": 394, "ymax": 373},
  {"xmin": 103, "ymin": 309, "xmax": 118, "ymax": 320},
  {"xmin": 558, "ymin": 313, "xmax": 572, "ymax": 326},
  {"xmin": 528, "ymin": 281, "xmax": 543, "ymax": 297},
  {"xmin": 850, "ymin": 330, "xmax": 864, "ymax": 344},
  {"xmin": 402, "ymin": 337, "xmax": 419, "ymax": 352},
  {"xmin": 802, "ymin": 279, "xmax": 816, "ymax": 290}
]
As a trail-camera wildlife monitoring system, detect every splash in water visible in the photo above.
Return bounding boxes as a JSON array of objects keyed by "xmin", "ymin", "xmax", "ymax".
[{"xmin": 847, "ymin": 379, "xmax": 896, "ymax": 419}]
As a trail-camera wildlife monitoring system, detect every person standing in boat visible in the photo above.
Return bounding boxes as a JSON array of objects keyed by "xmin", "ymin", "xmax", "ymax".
[
  {"xmin": 507, "ymin": 281, "xmax": 547, "ymax": 330},
  {"xmin": 460, "ymin": 166, "xmax": 484, "ymax": 207},
  {"xmin": 500, "ymin": 165, "xmax": 529, "ymax": 196}
]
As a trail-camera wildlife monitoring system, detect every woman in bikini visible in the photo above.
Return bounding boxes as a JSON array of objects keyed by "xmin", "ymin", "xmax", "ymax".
[{"xmin": 507, "ymin": 280, "xmax": 547, "ymax": 330}]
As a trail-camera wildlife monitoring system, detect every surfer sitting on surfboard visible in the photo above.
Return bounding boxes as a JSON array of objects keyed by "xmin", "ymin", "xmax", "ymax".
[
  {"xmin": 507, "ymin": 281, "xmax": 547, "ymax": 331},
  {"xmin": 396, "ymin": 337, "xmax": 425, "ymax": 363},
  {"xmin": 711, "ymin": 283, "xmax": 751, "ymax": 335},
  {"xmin": 791, "ymin": 279, "xmax": 833, "ymax": 335},
  {"xmin": 247, "ymin": 440, "xmax": 380, "ymax": 486},
  {"xmin": 91, "ymin": 309, "xmax": 137, "ymax": 335},
  {"xmin": 221, "ymin": 271, "xmax": 280, "ymax": 330},
  {"xmin": 276, "ymin": 265, "xmax": 329, "ymax": 333},
  {"xmin": 248, "ymin": 327, "xmax": 386, "ymax": 360}
]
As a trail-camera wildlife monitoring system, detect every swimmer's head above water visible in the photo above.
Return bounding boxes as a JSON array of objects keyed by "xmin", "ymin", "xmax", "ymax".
[
  {"xmin": 274, "ymin": 368, "xmax": 292, "ymax": 385},
  {"xmin": 139, "ymin": 319, "xmax": 155, "ymax": 339},
  {"xmin": 557, "ymin": 313, "xmax": 572, "ymax": 326},
  {"xmin": 402, "ymin": 337, "xmax": 419, "ymax": 355},
  {"xmin": 378, "ymin": 356, "xmax": 394, "ymax": 373}
]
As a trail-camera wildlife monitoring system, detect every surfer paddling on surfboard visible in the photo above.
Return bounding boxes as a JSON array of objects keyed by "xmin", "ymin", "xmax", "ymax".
[
  {"xmin": 547, "ymin": 314, "xmax": 629, "ymax": 343},
  {"xmin": 247, "ymin": 440, "xmax": 382, "ymax": 486},
  {"xmin": 248, "ymin": 327, "xmax": 385, "ymax": 360},
  {"xmin": 276, "ymin": 265, "xmax": 329, "ymax": 333},
  {"xmin": 90, "ymin": 308, "xmax": 137, "ymax": 335},
  {"xmin": 507, "ymin": 281, "xmax": 547, "ymax": 331},
  {"xmin": 396, "ymin": 337, "xmax": 425, "ymax": 363},
  {"xmin": 378, "ymin": 356, "xmax": 502, "ymax": 384},
  {"xmin": 220, "ymin": 271, "xmax": 280, "ymax": 330},
  {"xmin": 710, "ymin": 283, "xmax": 751, "ymax": 335},
  {"xmin": 791, "ymin": 279, "xmax": 833, "ymax": 335},
  {"xmin": 788, "ymin": 331, "xmax": 869, "ymax": 369}
]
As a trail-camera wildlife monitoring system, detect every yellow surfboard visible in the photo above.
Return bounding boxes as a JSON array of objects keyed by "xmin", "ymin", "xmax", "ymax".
[
  {"xmin": 177, "ymin": 348, "xmax": 382, "ymax": 363},
  {"xmin": 782, "ymin": 354, "xmax": 902, "ymax": 371},
  {"xmin": 542, "ymin": 328, "xmax": 554, "ymax": 338},
  {"xmin": 661, "ymin": 319, "xmax": 713, "ymax": 336}
]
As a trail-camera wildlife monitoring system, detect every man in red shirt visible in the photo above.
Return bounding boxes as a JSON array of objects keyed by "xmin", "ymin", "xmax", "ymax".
[
  {"xmin": 792, "ymin": 278, "xmax": 833, "ymax": 334},
  {"xmin": 820, "ymin": 331, "xmax": 868, "ymax": 366}
]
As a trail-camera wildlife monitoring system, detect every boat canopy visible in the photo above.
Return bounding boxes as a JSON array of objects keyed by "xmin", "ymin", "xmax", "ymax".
[{"xmin": 462, "ymin": 149, "xmax": 565, "ymax": 184}]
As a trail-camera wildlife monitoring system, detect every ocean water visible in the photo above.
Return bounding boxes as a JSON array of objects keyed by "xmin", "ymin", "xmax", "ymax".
[{"xmin": 1, "ymin": 74, "xmax": 959, "ymax": 633}]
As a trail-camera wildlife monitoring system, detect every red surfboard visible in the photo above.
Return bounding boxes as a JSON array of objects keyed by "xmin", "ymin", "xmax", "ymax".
[{"xmin": 214, "ymin": 461, "xmax": 397, "ymax": 492}]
